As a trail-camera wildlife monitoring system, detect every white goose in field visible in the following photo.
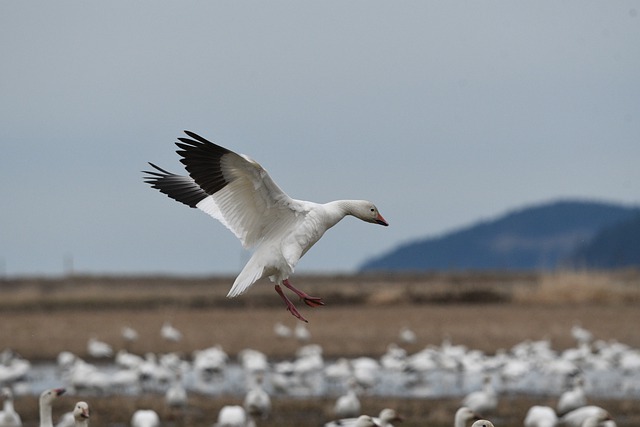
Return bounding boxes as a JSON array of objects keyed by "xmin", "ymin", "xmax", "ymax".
[
  {"xmin": 130, "ymin": 409, "xmax": 160, "ymax": 427},
  {"xmin": 333, "ymin": 378, "xmax": 361, "ymax": 419},
  {"xmin": 325, "ymin": 415, "xmax": 382, "ymax": 427},
  {"xmin": 72, "ymin": 402, "xmax": 89, "ymax": 427},
  {"xmin": 0, "ymin": 387, "xmax": 22, "ymax": 427},
  {"xmin": 160, "ymin": 322, "xmax": 183, "ymax": 342},
  {"xmin": 524, "ymin": 405, "xmax": 558, "ymax": 427},
  {"xmin": 144, "ymin": 131, "xmax": 388, "ymax": 322},
  {"xmin": 214, "ymin": 405, "xmax": 255, "ymax": 427},
  {"xmin": 86, "ymin": 337, "xmax": 113, "ymax": 359},
  {"xmin": 243, "ymin": 373, "xmax": 271, "ymax": 420},
  {"xmin": 453, "ymin": 407, "xmax": 480, "ymax": 427},
  {"xmin": 557, "ymin": 376, "xmax": 587, "ymax": 416},
  {"xmin": 39, "ymin": 388, "xmax": 65, "ymax": 427},
  {"xmin": 461, "ymin": 375, "xmax": 498, "ymax": 416},
  {"xmin": 326, "ymin": 408, "xmax": 402, "ymax": 427},
  {"xmin": 559, "ymin": 405, "xmax": 611, "ymax": 427}
]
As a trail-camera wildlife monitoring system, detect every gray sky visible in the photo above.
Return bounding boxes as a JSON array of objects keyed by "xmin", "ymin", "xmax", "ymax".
[{"xmin": 1, "ymin": 2, "xmax": 639, "ymax": 277}]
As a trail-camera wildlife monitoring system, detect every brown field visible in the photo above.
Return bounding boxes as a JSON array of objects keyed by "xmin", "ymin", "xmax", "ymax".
[{"xmin": 1, "ymin": 270, "xmax": 640, "ymax": 427}]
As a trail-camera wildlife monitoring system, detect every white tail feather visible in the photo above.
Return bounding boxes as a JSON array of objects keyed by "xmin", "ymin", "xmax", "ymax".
[{"xmin": 227, "ymin": 258, "xmax": 264, "ymax": 298}]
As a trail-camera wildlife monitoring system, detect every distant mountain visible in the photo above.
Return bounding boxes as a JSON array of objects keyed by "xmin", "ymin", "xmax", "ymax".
[
  {"xmin": 359, "ymin": 200, "xmax": 639, "ymax": 272},
  {"xmin": 569, "ymin": 213, "xmax": 640, "ymax": 269}
]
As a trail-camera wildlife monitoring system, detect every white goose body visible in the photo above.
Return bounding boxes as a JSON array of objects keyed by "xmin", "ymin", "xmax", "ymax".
[
  {"xmin": 72, "ymin": 402, "xmax": 89, "ymax": 427},
  {"xmin": 0, "ymin": 388, "xmax": 22, "ymax": 427},
  {"xmin": 145, "ymin": 131, "xmax": 388, "ymax": 322},
  {"xmin": 39, "ymin": 388, "xmax": 65, "ymax": 427}
]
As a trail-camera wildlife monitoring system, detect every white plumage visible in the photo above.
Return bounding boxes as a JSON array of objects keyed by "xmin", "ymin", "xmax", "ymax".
[
  {"xmin": 0, "ymin": 387, "xmax": 22, "ymax": 427},
  {"xmin": 71, "ymin": 402, "xmax": 89, "ymax": 427},
  {"xmin": 39, "ymin": 388, "xmax": 65, "ymax": 427},
  {"xmin": 145, "ymin": 131, "xmax": 388, "ymax": 322},
  {"xmin": 130, "ymin": 410, "xmax": 160, "ymax": 427},
  {"xmin": 453, "ymin": 407, "xmax": 480, "ymax": 427},
  {"xmin": 524, "ymin": 405, "xmax": 558, "ymax": 427}
]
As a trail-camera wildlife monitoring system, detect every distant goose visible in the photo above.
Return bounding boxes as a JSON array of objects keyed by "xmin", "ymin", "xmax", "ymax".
[
  {"xmin": 161, "ymin": 322, "xmax": 182, "ymax": 342},
  {"xmin": 462, "ymin": 375, "xmax": 498, "ymax": 415},
  {"xmin": 0, "ymin": 387, "xmax": 22, "ymax": 427},
  {"xmin": 453, "ymin": 407, "xmax": 480, "ymax": 427},
  {"xmin": 325, "ymin": 408, "xmax": 402, "ymax": 427},
  {"xmin": 121, "ymin": 326, "xmax": 139, "ymax": 343},
  {"xmin": 214, "ymin": 405, "xmax": 254, "ymax": 427},
  {"xmin": 39, "ymin": 388, "xmax": 65, "ymax": 427},
  {"xmin": 557, "ymin": 376, "xmax": 587, "ymax": 416},
  {"xmin": 144, "ymin": 131, "xmax": 388, "ymax": 322},
  {"xmin": 87, "ymin": 338, "xmax": 113, "ymax": 359},
  {"xmin": 130, "ymin": 410, "xmax": 160, "ymax": 427},
  {"xmin": 243, "ymin": 374, "xmax": 271, "ymax": 420},
  {"xmin": 524, "ymin": 405, "xmax": 558, "ymax": 427},
  {"xmin": 325, "ymin": 414, "xmax": 382, "ymax": 427},
  {"xmin": 333, "ymin": 378, "xmax": 361, "ymax": 419},
  {"xmin": 559, "ymin": 406, "xmax": 612, "ymax": 427},
  {"xmin": 72, "ymin": 402, "xmax": 89, "ymax": 427}
]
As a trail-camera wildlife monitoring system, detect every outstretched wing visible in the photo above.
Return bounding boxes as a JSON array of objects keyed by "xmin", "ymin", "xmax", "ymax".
[{"xmin": 144, "ymin": 131, "xmax": 304, "ymax": 248}]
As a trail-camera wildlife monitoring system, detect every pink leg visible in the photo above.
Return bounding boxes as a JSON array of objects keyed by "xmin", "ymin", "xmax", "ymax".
[
  {"xmin": 283, "ymin": 279, "xmax": 325, "ymax": 307},
  {"xmin": 275, "ymin": 284, "xmax": 308, "ymax": 323}
]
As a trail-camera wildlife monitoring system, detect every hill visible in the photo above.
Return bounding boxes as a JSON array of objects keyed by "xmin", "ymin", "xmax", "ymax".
[
  {"xmin": 360, "ymin": 200, "xmax": 639, "ymax": 272},
  {"xmin": 569, "ymin": 212, "xmax": 640, "ymax": 269}
]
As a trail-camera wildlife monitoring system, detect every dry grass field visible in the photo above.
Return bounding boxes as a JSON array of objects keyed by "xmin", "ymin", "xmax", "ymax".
[{"xmin": 1, "ymin": 270, "xmax": 640, "ymax": 426}]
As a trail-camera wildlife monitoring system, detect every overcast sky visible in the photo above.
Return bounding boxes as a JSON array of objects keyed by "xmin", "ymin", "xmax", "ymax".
[{"xmin": 1, "ymin": 2, "xmax": 639, "ymax": 277}]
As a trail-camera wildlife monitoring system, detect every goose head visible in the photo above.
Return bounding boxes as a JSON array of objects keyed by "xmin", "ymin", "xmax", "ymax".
[
  {"xmin": 349, "ymin": 201, "xmax": 389, "ymax": 226},
  {"xmin": 74, "ymin": 402, "xmax": 90, "ymax": 420},
  {"xmin": 40, "ymin": 387, "xmax": 65, "ymax": 405}
]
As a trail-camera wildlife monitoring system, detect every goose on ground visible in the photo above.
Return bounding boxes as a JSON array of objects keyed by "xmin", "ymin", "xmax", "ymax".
[
  {"xmin": 581, "ymin": 412, "xmax": 613, "ymax": 427},
  {"xmin": 160, "ymin": 322, "xmax": 182, "ymax": 342},
  {"xmin": 558, "ymin": 406, "xmax": 611, "ymax": 427},
  {"xmin": 121, "ymin": 326, "xmax": 139, "ymax": 343},
  {"xmin": 130, "ymin": 409, "xmax": 160, "ymax": 427},
  {"xmin": 557, "ymin": 376, "xmax": 587, "ymax": 416},
  {"xmin": 0, "ymin": 387, "xmax": 22, "ymax": 427},
  {"xmin": 524, "ymin": 405, "xmax": 558, "ymax": 427},
  {"xmin": 273, "ymin": 322, "xmax": 292, "ymax": 338},
  {"xmin": 72, "ymin": 402, "xmax": 89, "ymax": 427},
  {"xmin": 39, "ymin": 388, "xmax": 65, "ymax": 427},
  {"xmin": 325, "ymin": 414, "xmax": 381, "ymax": 427},
  {"xmin": 461, "ymin": 375, "xmax": 498, "ymax": 415},
  {"xmin": 165, "ymin": 372, "xmax": 188, "ymax": 409},
  {"xmin": 144, "ymin": 131, "xmax": 388, "ymax": 322},
  {"xmin": 471, "ymin": 421, "xmax": 494, "ymax": 427},
  {"xmin": 86, "ymin": 338, "xmax": 113, "ymax": 359},
  {"xmin": 214, "ymin": 405, "xmax": 255, "ymax": 427},
  {"xmin": 243, "ymin": 373, "xmax": 271, "ymax": 420},
  {"xmin": 333, "ymin": 378, "xmax": 361, "ymax": 419},
  {"xmin": 372, "ymin": 408, "xmax": 403, "ymax": 427},
  {"xmin": 453, "ymin": 407, "xmax": 480, "ymax": 427}
]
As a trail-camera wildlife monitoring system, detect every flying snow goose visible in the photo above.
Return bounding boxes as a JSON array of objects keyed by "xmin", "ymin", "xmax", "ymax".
[
  {"xmin": 0, "ymin": 387, "xmax": 22, "ymax": 427},
  {"xmin": 144, "ymin": 131, "xmax": 388, "ymax": 322},
  {"xmin": 39, "ymin": 388, "xmax": 65, "ymax": 427},
  {"xmin": 72, "ymin": 402, "xmax": 89, "ymax": 427}
]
